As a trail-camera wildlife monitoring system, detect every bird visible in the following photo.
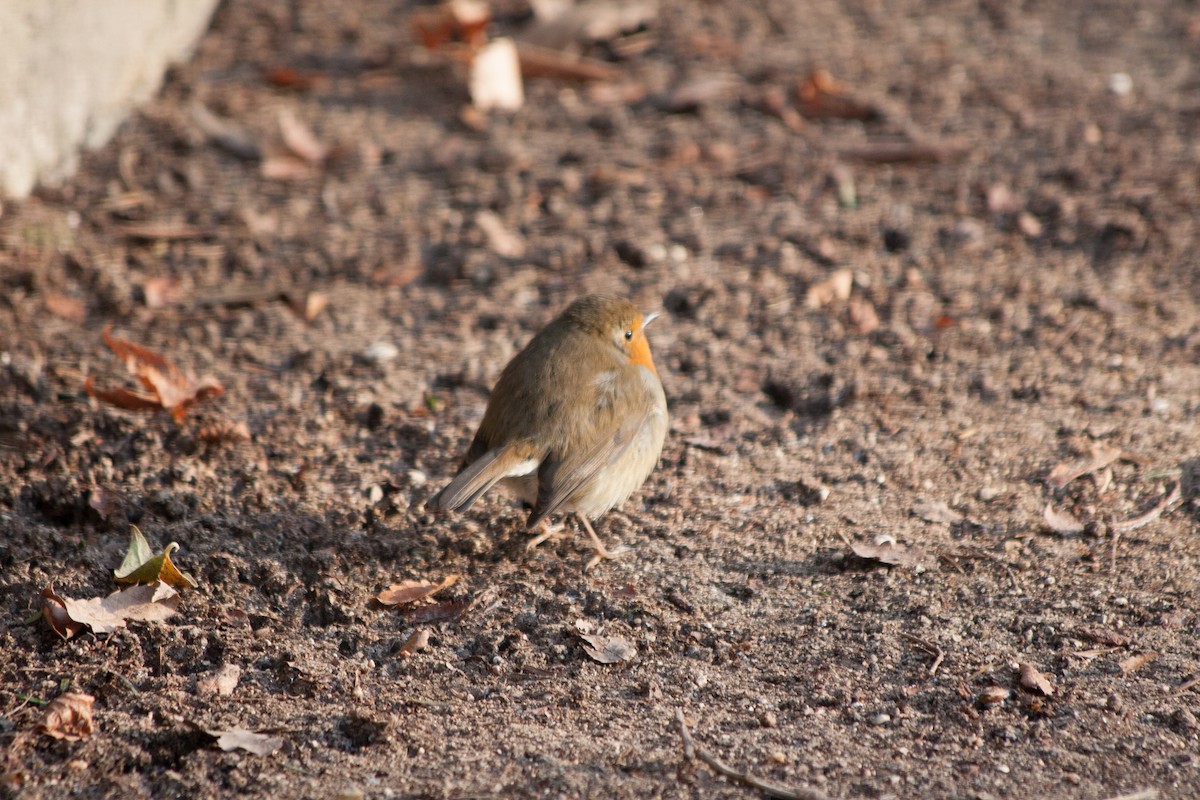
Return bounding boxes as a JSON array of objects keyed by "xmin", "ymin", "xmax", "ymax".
[{"xmin": 427, "ymin": 293, "xmax": 668, "ymax": 565}]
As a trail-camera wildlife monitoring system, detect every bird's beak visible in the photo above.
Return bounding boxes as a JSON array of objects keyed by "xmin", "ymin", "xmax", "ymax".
[{"xmin": 642, "ymin": 310, "xmax": 661, "ymax": 329}]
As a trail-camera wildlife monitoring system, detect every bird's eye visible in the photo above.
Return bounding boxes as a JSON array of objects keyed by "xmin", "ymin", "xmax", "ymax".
[{"xmin": 624, "ymin": 329, "xmax": 634, "ymax": 341}]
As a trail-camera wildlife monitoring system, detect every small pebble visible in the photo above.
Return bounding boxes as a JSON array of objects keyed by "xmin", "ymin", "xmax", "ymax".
[
  {"xmin": 978, "ymin": 486, "xmax": 1000, "ymax": 502},
  {"xmin": 871, "ymin": 713, "xmax": 891, "ymax": 726},
  {"xmin": 1109, "ymin": 72, "xmax": 1132, "ymax": 96},
  {"xmin": 364, "ymin": 341, "xmax": 399, "ymax": 364}
]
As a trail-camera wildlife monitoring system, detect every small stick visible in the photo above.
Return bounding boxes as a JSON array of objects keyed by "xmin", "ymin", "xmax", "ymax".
[
  {"xmin": 1172, "ymin": 676, "xmax": 1200, "ymax": 694},
  {"xmin": 899, "ymin": 633, "xmax": 945, "ymax": 676},
  {"xmin": 675, "ymin": 710, "xmax": 831, "ymax": 800},
  {"xmin": 1112, "ymin": 483, "xmax": 1181, "ymax": 533}
]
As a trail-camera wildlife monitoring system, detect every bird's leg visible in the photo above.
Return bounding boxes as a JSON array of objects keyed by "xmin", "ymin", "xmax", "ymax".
[
  {"xmin": 525, "ymin": 519, "xmax": 563, "ymax": 551},
  {"xmin": 580, "ymin": 516, "xmax": 629, "ymax": 571}
]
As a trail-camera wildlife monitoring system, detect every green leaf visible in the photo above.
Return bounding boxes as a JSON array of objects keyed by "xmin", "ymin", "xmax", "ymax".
[{"xmin": 113, "ymin": 525, "xmax": 199, "ymax": 590}]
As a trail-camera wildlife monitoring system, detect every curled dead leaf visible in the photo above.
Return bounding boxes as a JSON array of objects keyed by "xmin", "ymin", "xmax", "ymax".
[
  {"xmin": 1046, "ymin": 442, "xmax": 1123, "ymax": 489},
  {"xmin": 41, "ymin": 585, "xmax": 84, "ymax": 640},
  {"xmin": 37, "ymin": 693, "xmax": 95, "ymax": 741},
  {"xmin": 579, "ymin": 633, "xmax": 637, "ymax": 664},
  {"xmin": 113, "ymin": 525, "xmax": 198, "ymax": 590},
  {"xmin": 1018, "ymin": 662, "xmax": 1055, "ymax": 696},
  {"xmin": 396, "ymin": 628, "xmax": 431, "ymax": 658},
  {"xmin": 89, "ymin": 328, "xmax": 223, "ymax": 423},
  {"xmin": 1042, "ymin": 504, "xmax": 1084, "ymax": 535},
  {"xmin": 376, "ymin": 575, "xmax": 460, "ymax": 606},
  {"xmin": 1119, "ymin": 652, "xmax": 1159, "ymax": 675}
]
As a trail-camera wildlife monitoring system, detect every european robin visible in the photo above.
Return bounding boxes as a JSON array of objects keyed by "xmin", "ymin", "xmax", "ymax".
[{"xmin": 428, "ymin": 293, "xmax": 668, "ymax": 564}]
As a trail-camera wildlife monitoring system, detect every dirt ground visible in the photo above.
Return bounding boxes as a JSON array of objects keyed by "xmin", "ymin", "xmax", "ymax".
[{"xmin": 2, "ymin": 1, "xmax": 1199, "ymax": 798}]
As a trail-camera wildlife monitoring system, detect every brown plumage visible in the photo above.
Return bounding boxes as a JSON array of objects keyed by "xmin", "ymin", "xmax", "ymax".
[{"xmin": 428, "ymin": 293, "xmax": 668, "ymax": 562}]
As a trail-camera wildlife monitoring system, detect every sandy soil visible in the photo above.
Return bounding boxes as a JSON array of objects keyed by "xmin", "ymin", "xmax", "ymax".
[{"xmin": 2, "ymin": 1, "xmax": 1199, "ymax": 798}]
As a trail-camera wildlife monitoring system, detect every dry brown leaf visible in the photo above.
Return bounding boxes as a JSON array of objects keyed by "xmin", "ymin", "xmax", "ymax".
[
  {"xmin": 1046, "ymin": 442, "xmax": 1123, "ymax": 489},
  {"xmin": 376, "ymin": 575, "xmax": 460, "ymax": 606},
  {"xmin": 396, "ymin": 628, "xmax": 431, "ymax": 658},
  {"xmin": 84, "ymin": 377, "xmax": 163, "ymax": 414},
  {"xmin": 37, "ymin": 693, "xmax": 95, "ymax": 741},
  {"xmin": 89, "ymin": 328, "xmax": 224, "ymax": 423},
  {"xmin": 59, "ymin": 582, "xmax": 180, "ymax": 634},
  {"xmin": 43, "ymin": 292, "xmax": 86, "ymax": 322},
  {"xmin": 41, "ymin": 586, "xmax": 84, "ymax": 640},
  {"xmin": 796, "ymin": 69, "xmax": 880, "ymax": 121},
  {"xmin": 579, "ymin": 633, "xmax": 637, "ymax": 664},
  {"xmin": 1119, "ymin": 652, "xmax": 1159, "ymax": 675},
  {"xmin": 848, "ymin": 540, "xmax": 923, "ymax": 568},
  {"xmin": 1074, "ymin": 626, "xmax": 1131, "ymax": 648},
  {"xmin": 977, "ymin": 686, "xmax": 1009, "ymax": 708},
  {"xmin": 912, "ymin": 500, "xmax": 963, "ymax": 525},
  {"xmin": 805, "ymin": 269, "xmax": 853, "ymax": 309},
  {"xmin": 1018, "ymin": 662, "xmax": 1055, "ymax": 696},
  {"xmin": 1042, "ymin": 504, "xmax": 1085, "ymax": 535},
  {"xmin": 88, "ymin": 487, "xmax": 126, "ymax": 524},
  {"xmin": 197, "ymin": 664, "xmax": 243, "ymax": 697},
  {"xmin": 207, "ymin": 728, "xmax": 283, "ymax": 756}
]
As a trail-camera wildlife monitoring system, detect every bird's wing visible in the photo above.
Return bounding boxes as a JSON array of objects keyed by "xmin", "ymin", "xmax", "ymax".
[
  {"xmin": 426, "ymin": 443, "xmax": 539, "ymax": 512},
  {"xmin": 526, "ymin": 399, "xmax": 652, "ymax": 528}
]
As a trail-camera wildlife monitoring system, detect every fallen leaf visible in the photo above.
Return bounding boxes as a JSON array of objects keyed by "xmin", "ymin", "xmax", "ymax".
[
  {"xmin": 59, "ymin": 582, "xmax": 180, "ymax": 634},
  {"xmin": 89, "ymin": 328, "xmax": 224, "ymax": 423},
  {"xmin": 1073, "ymin": 626, "xmax": 1130, "ymax": 648},
  {"xmin": 396, "ymin": 629, "xmax": 431, "ymax": 658},
  {"xmin": 88, "ymin": 487, "xmax": 126, "ymax": 524},
  {"xmin": 805, "ymin": 269, "xmax": 853, "ymax": 309},
  {"xmin": 84, "ymin": 377, "xmax": 163, "ymax": 414},
  {"xmin": 376, "ymin": 575, "xmax": 460, "ymax": 606},
  {"xmin": 41, "ymin": 586, "xmax": 84, "ymax": 640},
  {"xmin": 197, "ymin": 665, "xmax": 243, "ymax": 697},
  {"xmin": 912, "ymin": 500, "xmax": 963, "ymax": 525},
  {"xmin": 1119, "ymin": 652, "xmax": 1159, "ymax": 675},
  {"xmin": 796, "ymin": 69, "xmax": 880, "ymax": 121},
  {"xmin": 579, "ymin": 633, "xmax": 637, "ymax": 664},
  {"xmin": 470, "ymin": 37, "xmax": 524, "ymax": 112},
  {"xmin": 977, "ymin": 686, "xmax": 1009, "ymax": 708},
  {"xmin": 1018, "ymin": 662, "xmax": 1055, "ymax": 696},
  {"xmin": 37, "ymin": 693, "xmax": 95, "ymax": 741},
  {"xmin": 1042, "ymin": 504, "xmax": 1085, "ymax": 535},
  {"xmin": 1046, "ymin": 442, "xmax": 1123, "ymax": 489},
  {"xmin": 848, "ymin": 540, "xmax": 923, "ymax": 568},
  {"xmin": 207, "ymin": 728, "xmax": 283, "ymax": 756},
  {"xmin": 113, "ymin": 525, "xmax": 198, "ymax": 590}
]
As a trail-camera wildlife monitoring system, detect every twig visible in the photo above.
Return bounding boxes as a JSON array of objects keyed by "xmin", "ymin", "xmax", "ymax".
[
  {"xmin": 674, "ymin": 710, "xmax": 831, "ymax": 800},
  {"xmin": 1099, "ymin": 790, "xmax": 1157, "ymax": 800},
  {"xmin": 899, "ymin": 633, "xmax": 945, "ymax": 676},
  {"xmin": 1112, "ymin": 483, "xmax": 1181, "ymax": 533},
  {"xmin": 1172, "ymin": 676, "xmax": 1200, "ymax": 694}
]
